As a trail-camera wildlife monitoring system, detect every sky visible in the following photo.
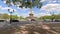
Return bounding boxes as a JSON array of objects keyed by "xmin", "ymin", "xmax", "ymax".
[{"xmin": 0, "ymin": 0, "xmax": 60, "ymax": 18}]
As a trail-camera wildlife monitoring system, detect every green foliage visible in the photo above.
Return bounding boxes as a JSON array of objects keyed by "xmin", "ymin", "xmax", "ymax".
[
  {"xmin": 0, "ymin": 13, "xmax": 60, "ymax": 21},
  {"xmin": 41, "ymin": 16, "xmax": 52, "ymax": 19},
  {"xmin": 2, "ymin": 13, "xmax": 9, "ymax": 19},
  {"xmin": 38, "ymin": 14, "xmax": 60, "ymax": 20},
  {"xmin": 19, "ymin": 16, "xmax": 24, "ymax": 20},
  {"xmin": 19, "ymin": 16, "xmax": 27, "ymax": 20},
  {"xmin": 0, "ymin": 13, "xmax": 28, "ymax": 20},
  {"xmin": 54, "ymin": 14, "xmax": 60, "ymax": 19},
  {"xmin": 12, "ymin": 15, "xmax": 18, "ymax": 20},
  {"xmin": 0, "ymin": 14, "xmax": 3, "ymax": 19},
  {"xmin": 0, "ymin": 14, "xmax": 18, "ymax": 20},
  {"xmin": 3, "ymin": 0, "xmax": 42, "ymax": 8}
]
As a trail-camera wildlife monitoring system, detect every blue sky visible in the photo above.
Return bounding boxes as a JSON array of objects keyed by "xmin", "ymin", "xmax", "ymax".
[{"xmin": 0, "ymin": 0, "xmax": 60, "ymax": 18}]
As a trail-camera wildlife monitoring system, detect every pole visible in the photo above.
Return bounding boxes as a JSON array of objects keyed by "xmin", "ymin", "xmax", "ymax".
[
  {"xmin": 50, "ymin": 12, "xmax": 55, "ymax": 22},
  {"xmin": 10, "ymin": 10, "xmax": 14, "ymax": 23},
  {"xmin": 10, "ymin": 12, "xmax": 12, "ymax": 24},
  {"xmin": 8, "ymin": 9, "xmax": 14, "ymax": 24}
]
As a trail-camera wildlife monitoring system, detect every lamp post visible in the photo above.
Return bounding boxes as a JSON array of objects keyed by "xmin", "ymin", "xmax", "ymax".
[
  {"xmin": 50, "ymin": 12, "xmax": 55, "ymax": 22},
  {"xmin": 8, "ymin": 9, "xmax": 14, "ymax": 24}
]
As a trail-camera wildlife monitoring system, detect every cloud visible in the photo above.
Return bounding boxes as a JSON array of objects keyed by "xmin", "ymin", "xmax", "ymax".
[
  {"xmin": 40, "ymin": 0, "xmax": 60, "ymax": 3},
  {"xmin": 0, "ymin": 6, "xmax": 2, "ymax": 8},
  {"xmin": 48, "ymin": 0, "xmax": 57, "ymax": 3},
  {"xmin": 41, "ymin": 4, "xmax": 60, "ymax": 13},
  {"xmin": 3, "ymin": 1, "xmax": 6, "ymax": 3},
  {"xmin": 19, "ymin": 7, "xmax": 30, "ymax": 12},
  {"xmin": 22, "ymin": 7, "xmax": 29, "ymax": 10},
  {"xmin": 17, "ymin": 7, "xmax": 22, "ymax": 10},
  {"xmin": 21, "ymin": 13, "xmax": 29, "ymax": 18},
  {"xmin": 1, "ymin": 7, "xmax": 12, "ymax": 10},
  {"xmin": 35, "ymin": 13, "xmax": 51, "ymax": 18},
  {"xmin": 48, "ymin": 0, "xmax": 56, "ymax": 2},
  {"xmin": 0, "ymin": 6, "xmax": 17, "ymax": 12},
  {"xmin": 40, "ymin": 0, "xmax": 46, "ymax": 2},
  {"xmin": 49, "ymin": 0, "xmax": 60, "ymax": 3}
]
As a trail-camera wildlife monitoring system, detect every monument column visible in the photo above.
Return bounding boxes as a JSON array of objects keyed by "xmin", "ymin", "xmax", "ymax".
[{"xmin": 27, "ymin": 8, "xmax": 35, "ymax": 21}]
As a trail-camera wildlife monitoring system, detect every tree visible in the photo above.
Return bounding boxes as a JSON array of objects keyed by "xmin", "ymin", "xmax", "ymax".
[
  {"xmin": 0, "ymin": 14, "xmax": 3, "ymax": 19},
  {"xmin": 54, "ymin": 14, "xmax": 60, "ymax": 19},
  {"xmin": 12, "ymin": 15, "xmax": 18, "ymax": 20},
  {"xmin": 3, "ymin": 0, "xmax": 42, "ymax": 8},
  {"xmin": 38, "ymin": 14, "xmax": 60, "ymax": 21},
  {"xmin": 2, "ymin": 13, "xmax": 9, "ymax": 19},
  {"xmin": 2, "ymin": 0, "xmax": 42, "ymax": 12},
  {"xmin": 19, "ymin": 16, "xmax": 24, "ymax": 20}
]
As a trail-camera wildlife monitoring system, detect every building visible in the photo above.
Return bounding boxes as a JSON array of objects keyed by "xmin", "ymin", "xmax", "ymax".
[{"xmin": 27, "ymin": 10, "xmax": 35, "ymax": 21}]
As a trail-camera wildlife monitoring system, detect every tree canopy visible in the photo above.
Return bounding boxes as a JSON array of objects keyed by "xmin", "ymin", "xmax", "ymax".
[
  {"xmin": 12, "ymin": 15, "xmax": 18, "ymax": 20},
  {"xmin": 37, "ymin": 14, "xmax": 60, "ymax": 21},
  {"xmin": 2, "ymin": 0, "xmax": 42, "ymax": 8}
]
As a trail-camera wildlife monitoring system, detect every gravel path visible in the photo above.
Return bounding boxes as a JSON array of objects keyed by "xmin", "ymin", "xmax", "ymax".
[{"xmin": 0, "ymin": 21, "xmax": 60, "ymax": 34}]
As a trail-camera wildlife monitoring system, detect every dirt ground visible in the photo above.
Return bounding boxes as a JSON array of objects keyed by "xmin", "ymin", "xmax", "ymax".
[{"xmin": 0, "ymin": 23, "xmax": 60, "ymax": 34}]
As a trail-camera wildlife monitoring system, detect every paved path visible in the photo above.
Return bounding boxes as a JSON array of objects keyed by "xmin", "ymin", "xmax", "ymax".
[{"xmin": 0, "ymin": 21, "xmax": 60, "ymax": 34}]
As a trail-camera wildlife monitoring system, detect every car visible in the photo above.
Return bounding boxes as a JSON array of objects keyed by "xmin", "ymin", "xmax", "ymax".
[
  {"xmin": 10, "ymin": 20, "xmax": 19, "ymax": 22},
  {"xmin": 54, "ymin": 19, "xmax": 60, "ymax": 22},
  {"xmin": 43, "ymin": 19, "xmax": 52, "ymax": 22},
  {"xmin": 0, "ymin": 19, "xmax": 6, "ymax": 22}
]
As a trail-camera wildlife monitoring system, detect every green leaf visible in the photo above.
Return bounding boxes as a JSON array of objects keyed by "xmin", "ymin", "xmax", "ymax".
[{"xmin": 3, "ymin": 0, "xmax": 42, "ymax": 8}]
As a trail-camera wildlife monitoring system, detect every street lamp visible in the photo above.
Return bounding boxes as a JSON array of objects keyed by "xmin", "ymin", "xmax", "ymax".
[
  {"xmin": 8, "ymin": 9, "xmax": 14, "ymax": 23},
  {"xmin": 50, "ymin": 12, "xmax": 55, "ymax": 22}
]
